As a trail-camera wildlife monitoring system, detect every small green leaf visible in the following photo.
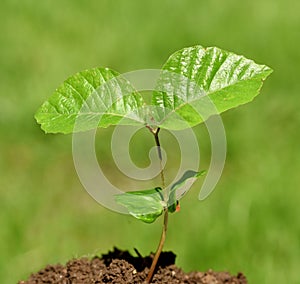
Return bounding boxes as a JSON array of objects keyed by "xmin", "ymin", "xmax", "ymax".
[
  {"xmin": 35, "ymin": 67, "xmax": 145, "ymax": 134},
  {"xmin": 168, "ymin": 170, "xmax": 206, "ymax": 213},
  {"xmin": 115, "ymin": 188, "xmax": 165, "ymax": 223},
  {"xmin": 152, "ymin": 46, "xmax": 273, "ymax": 129}
]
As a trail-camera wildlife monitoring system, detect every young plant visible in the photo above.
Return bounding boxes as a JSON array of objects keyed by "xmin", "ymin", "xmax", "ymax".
[{"xmin": 35, "ymin": 46, "xmax": 272, "ymax": 283}]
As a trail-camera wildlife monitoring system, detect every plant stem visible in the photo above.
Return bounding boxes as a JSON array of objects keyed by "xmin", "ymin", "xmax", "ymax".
[
  {"xmin": 146, "ymin": 208, "xmax": 168, "ymax": 283},
  {"xmin": 146, "ymin": 126, "xmax": 169, "ymax": 283},
  {"xmin": 154, "ymin": 128, "xmax": 165, "ymax": 190}
]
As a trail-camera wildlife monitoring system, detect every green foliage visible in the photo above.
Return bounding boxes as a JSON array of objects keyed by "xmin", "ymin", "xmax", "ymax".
[
  {"xmin": 115, "ymin": 170, "xmax": 205, "ymax": 223},
  {"xmin": 35, "ymin": 46, "xmax": 272, "ymax": 134},
  {"xmin": 153, "ymin": 46, "xmax": 273, "ymax": 129},
  {"xmin": 167, "ymin": 170, "xmax": 206, "ymax": 213},
  {"xmin": 34, "ymin": 45, "xmax": 272, "ymax": 224},
  {"xmin": 34, "ymin": 67, "xmax": 144, "ymax": 133},
  {"xmin": 115, "ymin": 187, "xmax": 164, "ymax": 223}
]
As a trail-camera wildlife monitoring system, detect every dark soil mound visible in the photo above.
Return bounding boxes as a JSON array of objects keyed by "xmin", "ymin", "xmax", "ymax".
[{"xmin": 19, "ymin": 247, "xmax": 247, "ymax": 284}]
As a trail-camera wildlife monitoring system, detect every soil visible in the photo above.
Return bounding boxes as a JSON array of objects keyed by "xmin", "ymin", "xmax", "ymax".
[{"xmin": 19, "ymin": 247, "xmax": 247, "ymax": 284}]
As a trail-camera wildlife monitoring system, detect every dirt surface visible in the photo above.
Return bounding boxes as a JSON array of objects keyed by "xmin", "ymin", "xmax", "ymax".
[{"xmin": 19, "ymin": 248, "xmax": 247, "ymax": 284}]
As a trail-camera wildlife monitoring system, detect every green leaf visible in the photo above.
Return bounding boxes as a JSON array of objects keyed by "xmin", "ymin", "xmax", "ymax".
[
  {"xmin": 35, "ymin": 47, "xmax": 272, "ymax": 133},
  {"xmin": 152, "ymin": 45, "xmax": 273, "ymax": 129},
  {"xmin": 35, "ymin": 67, "xmax": 145, "ymax": 134},
  {"xmin": 115, "ymin": 187, "xmax": 165, "ymax": 223},
  {"xmin": 168, "ymin": 170, "xmax": 206, "ymax": 213},
  {"xmin": 114, "ymin": 171, "xmax": 205, "ymax": 222}
]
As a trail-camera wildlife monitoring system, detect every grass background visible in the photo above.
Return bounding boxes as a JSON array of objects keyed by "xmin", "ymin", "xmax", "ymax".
[{"xmin": 1, "ymin": 0, "xmax": 299, "ymax": 283}]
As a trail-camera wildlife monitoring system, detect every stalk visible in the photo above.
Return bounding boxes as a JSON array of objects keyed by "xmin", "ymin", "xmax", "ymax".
[
  {"xmin": 154, "ymin": 128, "xmax": 165, "ymax": 189},
  {"xmin": 145, "ymin": 126, "xmax": 169, "ymax": 283}
]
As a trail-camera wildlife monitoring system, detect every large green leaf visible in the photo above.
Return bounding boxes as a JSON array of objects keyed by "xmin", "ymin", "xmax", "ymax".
[
  {"xmin": 35, "ymin": 67, "xmax": 145, "ymax": 134},
  {"xmin": 35, "ymin": 47, "xmax": 272, "ymax": 133},
  {"xmin": 168, "ymin": 170, "xmax": 206, "ymax": 213},
  {"xmin": 115, "ymin": 188, "xmax": 165, "ymax": 223},
  {"xmin": 152, "ymin": 46, "xmax": 273, "ymax": 129}
]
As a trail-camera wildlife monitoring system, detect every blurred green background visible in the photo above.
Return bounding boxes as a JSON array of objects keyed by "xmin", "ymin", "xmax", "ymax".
[{"xmin": 1, "ymin": 0, "xmax": 299, "ymax": 283}]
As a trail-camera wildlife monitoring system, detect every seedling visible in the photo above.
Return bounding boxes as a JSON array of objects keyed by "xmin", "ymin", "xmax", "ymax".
[{"xmin": 35, "ymin": 46, "xmax": 272, "ymax": 283}]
